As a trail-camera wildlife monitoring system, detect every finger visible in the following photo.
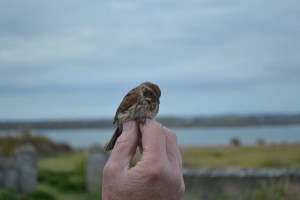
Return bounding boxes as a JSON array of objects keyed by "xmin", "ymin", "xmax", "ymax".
[
  {"xmin": 108, "ymin": 121, "xmax": 139, "ymax": 170},
  {"xmin": 163, "ymin": 127, "xmax": 183, "ymax": 170},
  {"xmin": 138, "ymin": 119, "xmax": 167, "ymax": 165}
]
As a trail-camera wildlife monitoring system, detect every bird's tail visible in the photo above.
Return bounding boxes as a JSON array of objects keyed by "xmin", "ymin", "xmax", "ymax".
[{"xmin": 104, "ymin": 126, "xmax": 122, "ymax": 151}]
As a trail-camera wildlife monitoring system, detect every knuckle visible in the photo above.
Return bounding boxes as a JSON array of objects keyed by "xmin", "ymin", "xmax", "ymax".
[
  {"xmin": 169, "ymin": 171, "xmax": 185, "ymax": 196},
  {"xmin": 103, "ymin": 162, "xmax": 118, "ymax": 179},
  {"xmin": 114, "ymin": 133, "xmax": 129, "ymax": 147},
  {"xmin": 165, "ymin": 130, "xmax": 178, "ymax": 142},
  {"xmin": 144, "ymin": 163, "xmax": 165, "ymax": 180}
]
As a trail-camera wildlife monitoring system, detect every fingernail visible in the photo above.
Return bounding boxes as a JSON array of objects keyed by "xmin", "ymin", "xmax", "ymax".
[{"xmin": 123, "ymin": 121, "xmax": 134, "ymax": 131}]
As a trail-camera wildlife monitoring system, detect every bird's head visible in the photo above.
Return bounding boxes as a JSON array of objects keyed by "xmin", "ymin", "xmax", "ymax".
[{"xmin": 140, "ymin": 82, "xmax": 161, "ymax": 104}]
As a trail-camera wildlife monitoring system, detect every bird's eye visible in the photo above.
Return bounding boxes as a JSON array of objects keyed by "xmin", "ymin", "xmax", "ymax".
[{"xmin": 143, "ymin": 90, "xmax": 154, "ymax": 98}]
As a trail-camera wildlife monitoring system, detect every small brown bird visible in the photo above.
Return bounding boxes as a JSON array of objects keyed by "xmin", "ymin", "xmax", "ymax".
[{"xmin": 104, "ymin": 82, "xmax": 161, "ymax": 151}]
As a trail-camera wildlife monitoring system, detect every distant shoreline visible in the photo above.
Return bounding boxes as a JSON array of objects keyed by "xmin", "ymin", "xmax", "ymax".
[{"xmin": 1, "ymin": 114, "xmax": 300, "ymax": 130}]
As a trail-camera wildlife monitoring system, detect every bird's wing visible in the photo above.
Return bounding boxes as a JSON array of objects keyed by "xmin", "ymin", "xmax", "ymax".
[{"xmin": 113, "ymin": 88, "xmax": 138, "ymax": 124}]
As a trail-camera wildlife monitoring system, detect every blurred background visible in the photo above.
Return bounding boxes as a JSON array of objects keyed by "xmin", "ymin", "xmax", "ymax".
[{"xmin": 0, "ymin": 0, "xmax": 300, "ymax": 200}]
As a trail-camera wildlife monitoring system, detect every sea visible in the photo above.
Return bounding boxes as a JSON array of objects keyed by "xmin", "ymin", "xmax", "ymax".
[{"xmin": 0, "ymin": 125, "xmax": 300, "ymax": 148}]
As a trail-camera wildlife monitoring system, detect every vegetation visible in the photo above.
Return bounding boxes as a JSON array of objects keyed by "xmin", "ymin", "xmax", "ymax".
[
  {"xmin": 36, "ymin": 145, "xmax": 300, "ymax": 200},
  {"xmin": 0, "ymin": 132, "xmax": 91, "ymax": 200},
  {"xmin": 180, "ymin": 143, "xmax": 300, "ymax": 168},
  {"xmin": 38, "ymin": 150, "xmax": 84, "ymax": 172},
  {"xmin": 38, "ymin": 170, "xmax": 85, "ymax": 192},
  {"xmin": 230, "ymin": 137, "xmax": 241, "ymax": 147},
  {"xmin": 0, "ymin": 189, "xmax": 55, "ymax": 200},
  {"xmin": 0, "ymin": 129, "xmax": 72, "ymax": 156},
  {"xmin": 36, "ymin": 151, "xmax": 100, "ymax": 200},
  {"xmin": 2, "ymin": 143, "xmax": 299, "ymax": 200},
  {"xmin": 1, "ymin": 131, "xmax": 300, "ymax": 200}
]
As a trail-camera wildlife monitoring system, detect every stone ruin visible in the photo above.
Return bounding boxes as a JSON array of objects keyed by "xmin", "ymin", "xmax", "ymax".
[
  {"xmin": 0, "ymin": 143, "xmax": 109, "ymax": 194},
  {"xmin": 0, "ymin": 144, "xmax": 37, "ymax": 193},
  {"xmin": 85, "ymin": 145, "xmax": 108, "ymax": 193},
  {"xmin": 183, "ymin": 168, "xmax": 300, "ymax": 199}
]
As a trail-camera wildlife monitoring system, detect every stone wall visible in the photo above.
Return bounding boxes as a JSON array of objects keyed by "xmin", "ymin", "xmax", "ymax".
[
  {"xmin": 85, "ymin": 145, "xmax": 108, "ymax": 193},
  {"xmin": 183, "ymin": 168, "xmax": 300, "ymax": 198},
  {"xmin": 0, "ymin": 145, "xmax": 37, "ymax": 193},
  {"xmin": 84, "ymin": 148, "xmax": 300, "ymax": 197}
]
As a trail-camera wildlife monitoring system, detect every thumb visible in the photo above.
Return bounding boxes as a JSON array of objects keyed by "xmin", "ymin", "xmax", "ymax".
[{"xmin": 108, "ymin": 121, "xmax": 139, "ymax": 170}]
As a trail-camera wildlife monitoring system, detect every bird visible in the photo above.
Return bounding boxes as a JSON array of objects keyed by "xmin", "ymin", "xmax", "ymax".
[{"xmin": 104, "ymin": 82, "xmax": 161, "ymax": 151}]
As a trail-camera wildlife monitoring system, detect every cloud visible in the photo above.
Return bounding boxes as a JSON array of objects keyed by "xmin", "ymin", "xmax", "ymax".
[{"xmin": 0, "ymin": 0, "xmax": 300, "ymax": 120}]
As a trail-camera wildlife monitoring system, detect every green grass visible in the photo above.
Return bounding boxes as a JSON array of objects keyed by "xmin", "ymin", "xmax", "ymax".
[
  {"xmin": 0, "ymin": 189, "xmax": 55, "ymax": 200},
  {"xmin": 37, "ymin": 150, "xmax": 100, "ymax": 200},
  {"xmin": 35, "ymin": 144, "xmax": 300, "ymax": 200},
  {"xmin": 133, "ymin": 143, "xmax": 300, "ymax": 168},
  {"xmin": 0, "ymin": 130, "xmax": 72, "ymax": 157},
  {"xmin": 37, "ymin": 184, "xmax": 99, "ymax": 200},
  {"xmin": 180, "ymin": 144, "xmax": 300, "ymax": 199},
  {"xmin": 180, "ymin": 143, "xmax": 300, "ymax": 168},
  {"xmin": 38, "ymin": 150, "xmax": 85, "ymax": 172}
]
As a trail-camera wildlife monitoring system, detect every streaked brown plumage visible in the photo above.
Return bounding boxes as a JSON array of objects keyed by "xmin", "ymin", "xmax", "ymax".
[{"xmin": 104, "ymin": 82, "xmax": 161, "ymax": 151}]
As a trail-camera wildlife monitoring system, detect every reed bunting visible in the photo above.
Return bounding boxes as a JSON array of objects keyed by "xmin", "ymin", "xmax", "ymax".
[{"xmin": 104, "ymin": 82, "xmax": 161, "ymax": 151}]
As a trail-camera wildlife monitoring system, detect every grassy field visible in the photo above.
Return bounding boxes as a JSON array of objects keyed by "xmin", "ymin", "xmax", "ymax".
[
  {"xmin": 180, "ymin": 143, "xmax": 300, "ymax": 168},
  {"xmin": 37, "ymin": 150, "xmax": 92, "ymax": 200},
  {"xmin": 38, "ymin": 150, "xmax": 85, "ymax": 172},
  {"xmin": 2, "ymin": 130, "xmax": 299, "ymax": 200},
  {"xmin": 34, "ymin": 143, "xmax": 300, "ymax": 200}
]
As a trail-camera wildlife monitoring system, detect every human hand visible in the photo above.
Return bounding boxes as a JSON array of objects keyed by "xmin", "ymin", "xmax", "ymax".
[{"xmin": 102, "ymin": 119, "xmax": 185, "ymax": 200}]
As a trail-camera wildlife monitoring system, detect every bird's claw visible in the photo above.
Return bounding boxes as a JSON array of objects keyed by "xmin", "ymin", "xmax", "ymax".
[{"xmin": 136, "ymin": 117, "xmax": 147, "ymax": 126}]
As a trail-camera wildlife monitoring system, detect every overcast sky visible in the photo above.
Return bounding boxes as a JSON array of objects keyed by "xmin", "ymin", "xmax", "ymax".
[{"xmin": 0, "ymin": 0, "xmax": 300, "ymax": 121}]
